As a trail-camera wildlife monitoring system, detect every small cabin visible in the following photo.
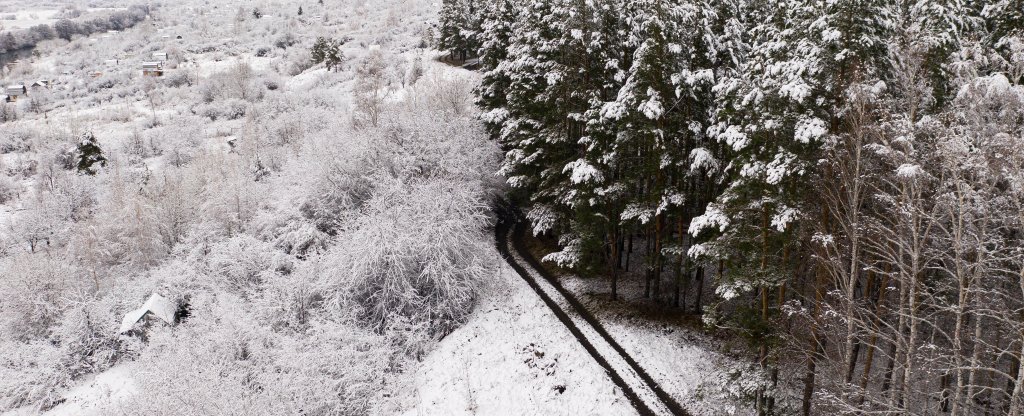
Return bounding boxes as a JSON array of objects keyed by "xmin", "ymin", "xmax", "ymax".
[
  {"xmin": 5, "ymin": 85, "xmax": 26, "ymax": 102},
  {"xmin": 142, "ymin": 61, "xmax": 164, "ymax": 76},
  {"xmin": 152, "ymin": 51, "xmax": 167, "ymax": 61},
  {"xmin": 31, "ymin": 80, "xmax": 50, "ymax": 89},
  {"xmin": 119, "ymin": 293, "xmax": 178, "ymax": 333}
]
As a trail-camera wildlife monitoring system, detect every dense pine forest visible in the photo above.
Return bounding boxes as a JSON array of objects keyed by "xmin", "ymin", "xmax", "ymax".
[{"xmin": 441, "ymin": 0, "xmax": 1024, "ymax": 414}]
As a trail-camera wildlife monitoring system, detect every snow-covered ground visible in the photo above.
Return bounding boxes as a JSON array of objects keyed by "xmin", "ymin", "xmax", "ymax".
[
  {"xmin": 1, "ymin": 364, "xmax": 135, "ymax": 416},
  {"xmin": 562, "ymin": 276, "xmax": 751, "ymax": 415},
  {"xmin": 409, "ymin": 261, "xmax": 637, "ymax": 415},
  {"xmin": 520, "ymin": 235, "xmax": 755, "ymax": 415}
]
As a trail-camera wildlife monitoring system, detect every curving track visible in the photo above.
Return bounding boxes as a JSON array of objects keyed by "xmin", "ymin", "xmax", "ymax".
[{"xmin": 494, "ymin": 202, "xmax": 689, "ymax": 416}]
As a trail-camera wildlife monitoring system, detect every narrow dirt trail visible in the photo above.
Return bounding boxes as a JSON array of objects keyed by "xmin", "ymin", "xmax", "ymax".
[{"xmin": 494, "ymin": 202, "xmax": 690, "ymax": 416}]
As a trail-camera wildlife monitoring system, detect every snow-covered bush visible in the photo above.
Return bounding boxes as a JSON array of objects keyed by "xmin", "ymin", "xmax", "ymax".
[
  {"xmin": 162, "ymin": 70, "xmax": 194, "ymax": 88},
  {"xmin": 202, "ymin": 234, "xmax": 291, "ymax": 295},
  {"xmin": 0, "ymin": 174, "xmax": 19, "ymax": 204},
  {"xmin": 325, "ymin": 179, "xmax": 493, "ymax": 337},
  {"xmin": 52, "ymin": 298, "xmax": 136, "ymax": 382},
  {"xmin": 117, "ymin": 298, "xmax": 393, "ymax": 416},
  {"xmin": 0, "ymin": 341, "xmax": 65, "ymax": 411},
  {"xmin": 0, "ymin": 254, "xmax": 80, "ymax": 341},
  {"xmin": 196, "ymin": 98, "xmax": 247, "ymax": 120},
  {"xmin": 0, "ymin": 257, "xmax": 136, "ymax": 413},
  {"xmin": 289, "ymin": 129, "xmax": 375, "ymax": 235},
  {"xmin": 0, "ymin": 125, "xmax": 36, "ymax": 154}
]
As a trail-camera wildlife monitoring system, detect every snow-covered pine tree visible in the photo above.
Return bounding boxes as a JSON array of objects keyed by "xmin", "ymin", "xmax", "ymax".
[
  {"xmin": 438, "ymin": 0, "xmax": 482, "ymax": 61},
  {"xmin": 695, "ymin": 0, "xmax": 897, "ymax": 413},
  {"xmin": 547, "ymin": 0, "xmax": 631, "ymax": 297},
  {"xmin": 475, "ymin": 0, "xmax": 519, "ymax": 139},
  {"xmin": 496, "ymin": 0, "xmax": 592, "ymax": 251},
  {"xmin": 76, "ymin": 132, "xmax": 107, "ymax": 175},
  {"xmin": 590, "ymin": 0, "xmax": 718, "ymax": 302}
]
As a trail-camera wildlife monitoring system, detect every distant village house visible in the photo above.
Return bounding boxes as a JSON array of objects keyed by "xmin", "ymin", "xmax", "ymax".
[
  {"xmin": 5, "ymin": 85, "xmax": 26, "ymax": 102},
  {"xmin": 142, "ymin": 61, "xmax": 164, "ymax": 76}
]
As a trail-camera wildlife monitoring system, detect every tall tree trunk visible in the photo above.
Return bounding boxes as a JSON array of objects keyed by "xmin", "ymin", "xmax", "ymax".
[
  {"xmin": 758, "ymin": 207, "xmax": 770, "ymax": 415},
  {"xmin": 1008, "ymin": 341, "xmax": 1023, "ymax": 416},
  {"xmin": 653, "ymin": 213, "xmax": 664, "ymax": 302},
  {"xmin": 626, "ymin": 228, "xmax": 633, "ymax": 272},
  {"xmin": 609, "ymin": 225, "xmax": 619, "ymax": 301},
  {"xmin": 674, "ymin": 215, "xmax": 686, "ymax": 308},
  {"xmin": 644, "ymin": 222, "xmax": 653, "ymax": 298},
  {"xmin": 694, "ymin": 267, "xmax": 705, "ymax": 314},
  {"xmin": 965, "ymin": 312, "xmax": 984, "ymax": 412},
  {"xmin": 803, "ymin": 209, "xmax": 828, "ymax": 416},
  {"xmin": 859, "ymin": 271, "xmax": 890, "ymax": 407}
]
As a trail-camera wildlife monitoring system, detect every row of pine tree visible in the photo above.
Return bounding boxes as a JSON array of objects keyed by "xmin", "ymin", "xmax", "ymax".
[{"xmin": 442, "ymin": 0, "xmax": 1024, "ymax": 414}]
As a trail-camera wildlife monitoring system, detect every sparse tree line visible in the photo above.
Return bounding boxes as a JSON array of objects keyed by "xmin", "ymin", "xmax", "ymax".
[
  {"xmin": 0, "ymin": 5, "xmax": 151, "ymax": 55},
  {"xmin": 442, "ymin": 0, "xmax": 1024, "ymax": 414}
]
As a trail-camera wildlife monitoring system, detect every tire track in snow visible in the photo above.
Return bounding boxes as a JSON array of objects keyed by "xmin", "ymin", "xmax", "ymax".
[{"xmin": 494, "ymin": 202, "xmax": 689, "ymax": 416}]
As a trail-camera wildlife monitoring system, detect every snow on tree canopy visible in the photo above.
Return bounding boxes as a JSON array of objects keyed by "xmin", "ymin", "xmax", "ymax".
[
  {"xmin": 689, "ymin": 203, "xmax": 729, "ymax": 237},
  {"xmin": 689, "ymin": 147, "xmax": 719, "ymax": 174},
  {"xmin": 639, "ymin": 87, "xmax": 664, "ymax": 120},
  {"xmin": 895, "ymin": 163, "xmax": 926, "ymax": 180},
  {"xmin": 794, "ymin": 117, "xmax": 826, "ymax": 143},
  {"xmin": 720, "ymin": 125, "xmax": 748, "ymax": 151},
  {"xmin": 564, "ymin": 159, "xmax": 603, "ymax": 184}
]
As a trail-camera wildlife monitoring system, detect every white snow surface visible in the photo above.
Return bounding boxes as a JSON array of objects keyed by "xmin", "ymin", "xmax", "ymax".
[
  {"xmin": 409, "ymin": 261, "xmax": 637, "ymax": 415},
  {"xmin": 0, "ymin": 364, "xmax": 138, "ymax": 416},
  {"xmin": 557, "ymin": 272, "xmax": 749, "ymax": 415}
]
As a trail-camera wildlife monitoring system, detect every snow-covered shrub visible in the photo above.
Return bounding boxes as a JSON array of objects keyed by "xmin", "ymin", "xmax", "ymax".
[
  {"xmin": 0, "ymin": 260, "xmax": 135, "ymax": 413},
  {"xmin": 0, "ymin": 174, "xmax": 19, "ymax": 204},
  {"xmin": 351, "ymin": 49, "xmax": 395, "ymax": 128},
  {"xmin": 251, "ymin": 202, "xmax": 330, "ymax": 257},
  {"xmin": 203, "ymin": 234, "xmax": 291, "ymax": 294},
  {"xmin": 0, "ymin": 125, "xmax": 36, "ymax": 154},
  {"xmin": 0, "ymin": 253, "xmax": 81, "ymax": 342},
  {"xmin": 256, "ymin": 260, "xmax": 325, "ymax": 330},
  {"xmin": 162, "ymin": 70, "xmax": 193, "ymax": 88},
  {"xmin": 52, "ymin": 297, "xmax": 136, "ymax": 382},
  {"xmin": 325, "ymin": 179, "xmax": 493, "ymax": 337},
  {"xmin": 141, "ymin": 115, "xmax": 203, "ymax": 166},
  {"xmin": 118, "ymin": 298, "xmax": 393, "ymax": 415},
  {"xmin": 0, "ymin": 102, "xmax": 17, "ymax": 123},
  {"xmin": 295, "ymin": 136, "xmax": 376, "ymax": 235},
  {"xmin": 0, "ymin": 341, "xmax": 65, "ymax": 412},
  {"xmin": 282, "ymin": 48, "xmax": 313, "ymax": 75},
  {"xmin": 274, "ymin": 33, "xmax": 297, "ymax": 49}
]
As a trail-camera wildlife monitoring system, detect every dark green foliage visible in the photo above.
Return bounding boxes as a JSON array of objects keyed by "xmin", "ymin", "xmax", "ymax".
[
  {"xmin": 76, "ymin": 132, "xmax": 106, "ymax": 175},
  {"xmin": 438, "ymin": 0, "xmax": 481, "ymax": 61},
  {"xmin": 310, "ymin": 37, "xmax": 344, "ymax": 70}
]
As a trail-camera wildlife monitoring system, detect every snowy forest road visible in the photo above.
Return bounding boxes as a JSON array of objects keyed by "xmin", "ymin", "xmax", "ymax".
[{"xmin": 493, "ymin": 202, "xmax": 690, "ymax": 416}]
